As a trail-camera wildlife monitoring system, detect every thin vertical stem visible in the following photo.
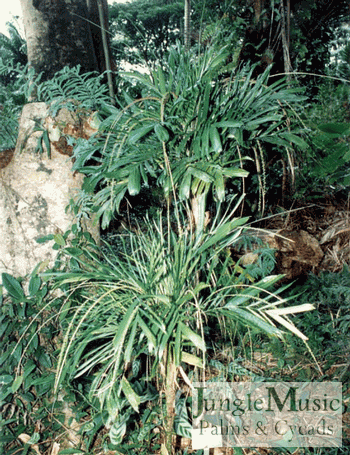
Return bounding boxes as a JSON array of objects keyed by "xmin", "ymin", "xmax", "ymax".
[
  {"xmin": 281, "ymin": 0, "xmax": 292, "ymax": 82},
  {"xmin": 97, "ymin": 0, "xmax": 116, "ymax": 105},
  {"xmin": 184, "ymin": 0, "xmax": 191, "ymax": 49},
  {"xmin": 164, "ymin": 348, "xmax": 176, "ymax": 454}
]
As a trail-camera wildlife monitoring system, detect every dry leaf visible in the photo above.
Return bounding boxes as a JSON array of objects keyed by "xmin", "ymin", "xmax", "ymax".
[
  {"xmin": 50, "ymin": 442, "xmax": 60, "ymax": 455},
  {"xmin": 18, "ymin": 433, "xmax": 41, "ymax": 455}
]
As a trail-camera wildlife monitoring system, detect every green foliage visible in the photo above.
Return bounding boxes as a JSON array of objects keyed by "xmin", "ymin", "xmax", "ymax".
[
  {"xmin": 0, "ymin": 85, "xmax": 21, "ymax": 151},
  {"xmin": 233, "ymin": 235, "xmax": 277, "ymax": 281},
  {"xmin": 253, "ymin": 0, "xmax": 349, "ymax": 75},
  {"xmin": 46, "ymin": 211, "xmax": 312, "ymax": 448},
  {"xmin": 0, "ymin": 261, "xmax": 116, "ymax": 454},
  {"xmin": 1, "ymin": 13, "xmax": 340, "ymax": 449},
  {"xmin": 109, "ymin": 0, "xmax": 350, "ymax": 77},
  {"xmin": 296, "ymin": 265, "xmax": 350, "ymax": 336},
  {"xmin": 185, "ymin": 0, "xmax": 349, "ymax": 83},
  {"xmin": 0, "ymin": 22, "xmax": 27, "ymax": 86},
  {"xmin": 0, "ymin": 22, "xmax": 28, "ymax": 152},
  {"xmin": 34, "ymin": 65, "xmax": 111, "ymax": 112},
  {"xmin": 270, "ymin": 266, "xmax": 350, "ymax": 382},
  {"xmin": 296, "ymin": 80, "xmax": 350, "ymax": 197},
  {"xmin": 337, "ymin": 41, "xmax": 350, "ymax": 81},
  {"xmin": 73, "ymin": 44, "xmax": 307, "ymax": 229},
  {"xmin": 329, "ymin": 24, "xmax": 350, "ymax": 80},
  {"xmin": 109, "ymin": 0, "xmax": 183, "ymax": 67},
  {"xmin": 308, "ymin": 121, "xmax": 350, "ymax": 187},
  {"xmin": 0, "ymin": 270, "xmax": 60, "ymax": 454},
  {"xmin": 0, "ymin": 62, "xmax": 111, "ymax": 159},
  {"xmin": 0, "ymin": 61, "xmax": 111, "ymax": 109},
  {"xmin": 255, "ymin": 443, "xmax": 349, "ymax": 455}
]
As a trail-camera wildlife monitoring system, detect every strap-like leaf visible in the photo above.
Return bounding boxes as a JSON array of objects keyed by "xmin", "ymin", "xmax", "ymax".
[
  {"xmin": 179, "ymin": 322, "xmax": 206, "ymax": 352},
  {"xmin": 127, "ymin": 124, "xmax": 154, "ymax": 144},
  {"xmin": 189, "ymin": 166, "xmax": 214, "ymax": 183},
  {"xmin": 128, "ymin": 166, "xmax": 141, "ymax": 196},
  {"xmin": 121, "ymin": 376, "xmax": 141, "ymax": 412},
  {"xmin": 178, "ymin": 169, "xmax": 192, "ymax": 200}
]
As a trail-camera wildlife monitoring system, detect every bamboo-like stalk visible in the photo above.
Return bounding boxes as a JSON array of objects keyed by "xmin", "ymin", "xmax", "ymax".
[
  {"xmin": 164, "ymin": 348, "xmax": 177, "ymax": 454},
  {"xmin": 184, "ymin": 0, "xmax": 191, "ymax": 49},
  {"xmin": 97, "ymin": 0, "xmax": 116, "ymax": 105},
  {"xmin": 281, "ymin": 0, "xmax": 292, "ymax": 82}
]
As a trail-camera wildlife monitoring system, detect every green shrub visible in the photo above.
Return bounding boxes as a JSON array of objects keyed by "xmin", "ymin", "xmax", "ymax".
[
  {"xmin": 44, "ymin": 213, "xmax": 314, "ymax": 453},
  {"xmin": 296, "ymin": 79, "xmax": 350, "ymax": 197},
  {"xmin": 71, "ymin": 44, "xmax": 308, "ymax": 229},
  {"xmin": 262, "ymin": 266, "xmax": 350, "ymax": 386},
  {"xmin": 0, "ymin": 270, "xmax": 60, "ymax": 454}
]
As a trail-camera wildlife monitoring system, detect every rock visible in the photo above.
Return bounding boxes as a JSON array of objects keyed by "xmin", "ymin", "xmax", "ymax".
[{"xmin": 0, "ymin": 102, "xmax": 99, "ymax": 277}]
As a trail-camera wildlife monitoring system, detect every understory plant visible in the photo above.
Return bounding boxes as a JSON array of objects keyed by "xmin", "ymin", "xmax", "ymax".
[
  {"xmin": 279, "ymin": 265, "xmax": 350, "ymax": 372},
  {"xmin": 47, "ymin": 207, "xmax": 314, "ymax": 454},
  {"xmin": 296, "ymin": 77, "xmax": 350, "ymax": 197},
  {"xmin": 0, "ymin": 83, "xmax": 23, "ymax": 152},
  {"xmin": 73, "ymin": 43, "xmax": 308, "ymax": 229},
  {"xmin": 0, "ymin": 268, "xmax": 90, "ymax": 455},
  {"xmin": 0, "ymin": 59, "xmax": 111, "ymax": 111},
  {"xmin": 42, "ymin": 44, "xmax": 314, "ymax": 453},
  {"xmin": 0, "ymin": 42, "xmax": 316, "ymax": 454}
]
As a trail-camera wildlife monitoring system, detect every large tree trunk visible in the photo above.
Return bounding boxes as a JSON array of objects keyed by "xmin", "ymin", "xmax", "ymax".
[{"xmin": 20, "ymin": 0, "xmax": 113, "ymax": 80}]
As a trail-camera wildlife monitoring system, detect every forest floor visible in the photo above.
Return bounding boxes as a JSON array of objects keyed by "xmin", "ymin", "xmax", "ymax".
[{"xmin": 260, "ymin": 198, "xmax": 350, "ymax": 274}]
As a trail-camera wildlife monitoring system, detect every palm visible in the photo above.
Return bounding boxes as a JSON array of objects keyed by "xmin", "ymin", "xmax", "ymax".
[
  {"xmin": 77, "ymin": 45, "xmax": 306, "ymax": 231},
  {"xmin": 52, "ymin": 214, "xmax": 311, "ymax": 450}
]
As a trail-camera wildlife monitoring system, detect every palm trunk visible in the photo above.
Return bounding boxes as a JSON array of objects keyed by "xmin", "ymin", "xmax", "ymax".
[{"xmin": 163, "ymin": 348, "xmax": 177, "ymax": 454}]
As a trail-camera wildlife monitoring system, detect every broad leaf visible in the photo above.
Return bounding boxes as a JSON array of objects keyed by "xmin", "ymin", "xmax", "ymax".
[
  {"xmin": 154, "ymin": 123, "xmax": 169, "ymax": 142},
  {"xmin": 1, "ymin": 273, "xmax": 25, "ymax": 301},
  {"xmin": 317, "ymin": 123, "xmax": 350, "ymax": 136},
  {"xmin": 11, "ymin": 375, "xmax": 23, "ymax": 393},
  {"xmin": 53, "ymin": 233, "xmax": 65, "ymax": 246},
  {"xmin": 28, "ymin": 275, "xmax": 41, "ymax": 297}
]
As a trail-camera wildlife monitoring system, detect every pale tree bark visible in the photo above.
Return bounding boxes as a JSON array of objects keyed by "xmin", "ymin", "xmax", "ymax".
[
  {"xmin": 281, "ymin": 0, "xmax": 293, "ymax": 79},
  {"xmin": 184, "ymin": 0, "xmax": 191, "ymax": 49},
  {"xmin": 0, "ymin": 0, "xmax": 112, "ymax": 276}
]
